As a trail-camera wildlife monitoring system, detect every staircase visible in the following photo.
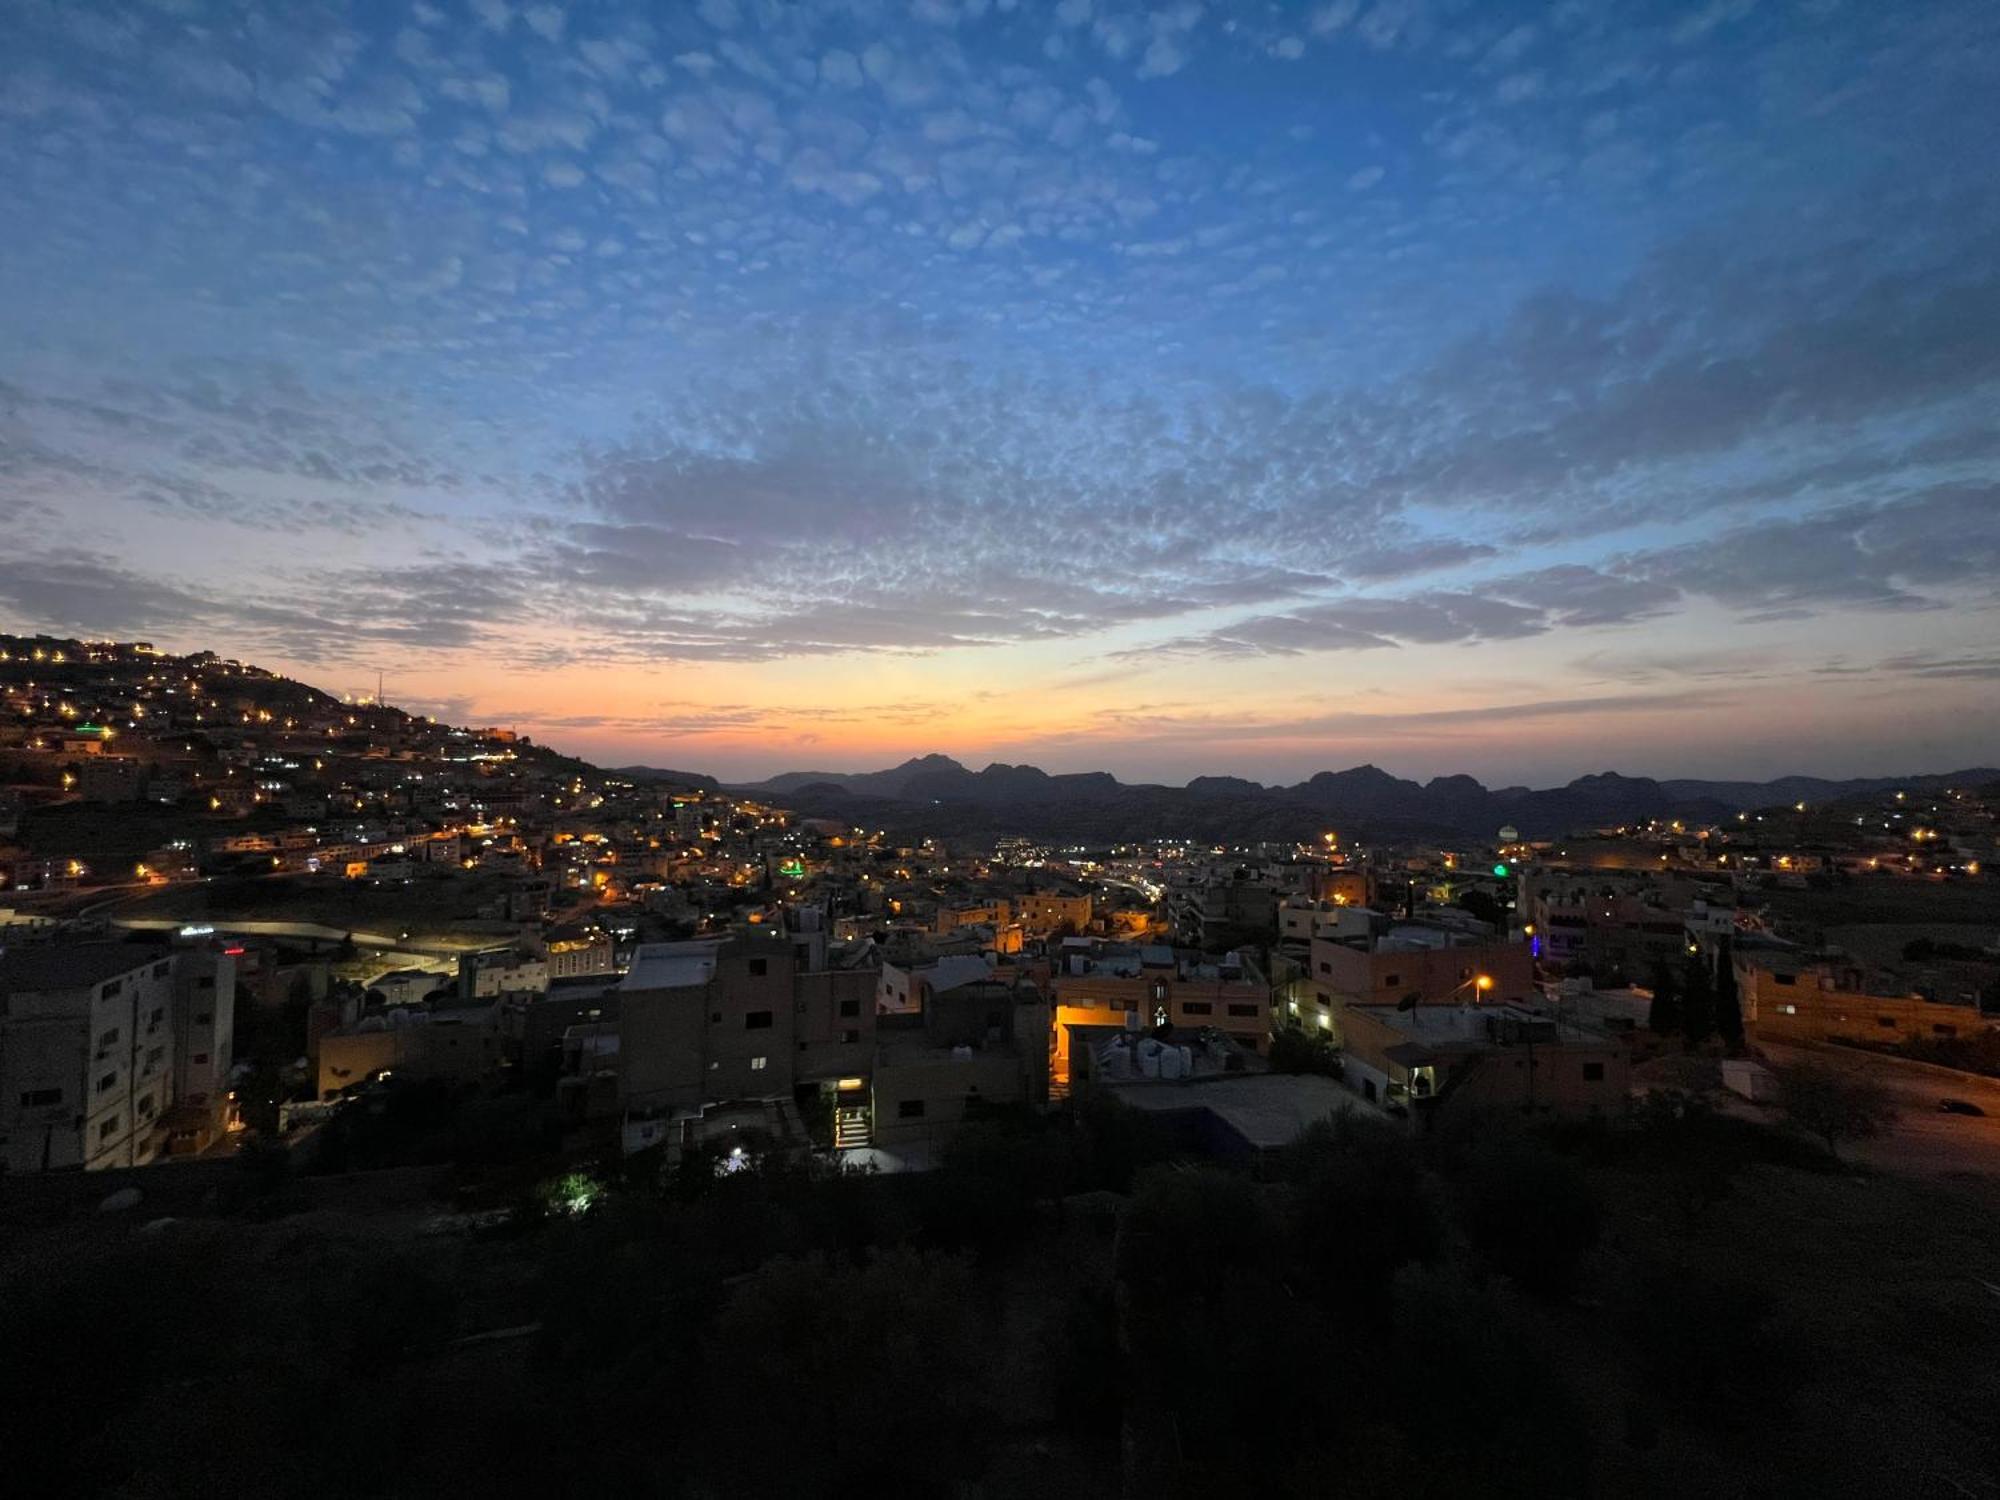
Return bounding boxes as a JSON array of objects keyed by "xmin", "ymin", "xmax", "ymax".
[{"xmin": 833, "ymin": 1105, "xmax": 871, "ymax": 1150}]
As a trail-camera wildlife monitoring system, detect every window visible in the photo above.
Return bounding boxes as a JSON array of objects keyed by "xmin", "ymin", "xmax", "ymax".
[
  {"xmin": 1582, "ymin": 1062, "xmax": 1605, "ymax": 1082},
  {"xmin": 99, "ymin": 1116, "xmax": 120, "ymax": 1140},
  {"xmin": 1182, "ymin": 1001, "xmax": 1212, "ymax": 1016},
  {"xmin": 149, "ymin": 1007, "xmax": 165, "ymax": 1026},
  {"xmin": 1227, "ymin": 1002, "xmax": 1258, "ymax": 1017},
  {"xmin": 19, "ymin": 1087, "xmax": 61, "ymax": 1108},
  {"xmin": 98, "ymin": 1071, "xmax": 117, "ymax": 1094},
  {"xmin": 192, "ymin": 1052, "xmax": 209, "ymax": 1065},
  {"xmin": 1384, "ymin": 973, "xmax": 1401, "ymax": 988},
  {"xmin": 97, "ymin": 1027, "xmax": 119, "ymax": 1049},
  {"xmin": 1774, "ymin": 973, "xmax": 1797, "ymax": 986},
  {"xmin": 747, "ymin": 958, "xmax": 769, "ymax": 977},
  {"xmin": 1775, "ymin": 1004, "xmax": 1798, "ymax": 1015},
  {"xmin": 138, "ymin": 1096, "xmax": 156, "ymax": 1119},
  {"xmin": 842, "ymin": 1028, "xmax": 860, "ymax": 1044},
  {"xmin": 838, "ymin": 998, "xmax": 860, "ymax": 1018},
  {"xmin": 897, "ymin": 1099, "xmax": 926, "ymax": 1119},
  {"xmin": 1317, "ymin": 961, "xmax": 1330, "ymax": 975},
  {"xmin": 195, "ymin": 976, "xmax": 214, "ymax": 990},
  {"xmin": 146, "ymin": 1046, "xmax": 164, "ymax": 1070},
  {"xmin": 745, "ymin": 1010, "xmax": 773, "ymax": 1030},
  {"xmin": 153, "ymin": 962, "xmax": 170, "ymax": 979},
  {"xmin": 749, "ymin": 1056, "xmax": 768, "ymax": 1071},
  {"xmin": 1877, "ymin": 1016, "xmax": 1897, "ymax": 1029},
  {"xmin": 1933, "ymin": 1025, "xmax": 1958, "ymax": 1038},
  {"xmin": 101, "ymin": 979, "xmax": 124, "ymax": 999}
]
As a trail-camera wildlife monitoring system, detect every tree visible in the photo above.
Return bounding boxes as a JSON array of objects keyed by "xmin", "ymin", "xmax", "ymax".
[
  {"xmin": 1714, "ymin": 939, "xmax": 1744, "ymax": 1050},
  {"xmin": 1776, "ymin": 1062, "xmax": 1896, "ymax": 1160},
  {"xmin": 1282, "ymin": 1115, "xmax": 1440, "ymax": 1319},
  {"xmin": 1455, "ymin": 887, "xmax": 1504, "ymax": 929},
  {"xmin": 1456, "ymin": 1137, "xmax": 1601, "ymax": 1299},
  {"xmin": 701, "ymin": 1249, "xmax": 996, "ymax": 1496},
  {"xmin": 1681, "ymin": 951, "xmax": 1716, "ymax": 1046},
  {"xmin": 1646, "ymin": 961, "xmax": 1682, "ymax": 1036},
  {"xmin": 1269, "ymin": 1022, "xmax": 1342, "ymax": 1076}
]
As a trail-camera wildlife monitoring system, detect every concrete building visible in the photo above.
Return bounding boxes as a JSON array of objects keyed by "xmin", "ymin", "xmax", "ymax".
[
  {"xmin": 316, "ymin": 1004, "xmax": 504, "ymax": 1097},
  {"xmin": 0, "ymin": 943, "xmax": 178, "ymax": 1170},
  {"xmin": 1018, "ymin": 891, "xmax": 1093, "ymax": 935},
  {"xmin": 1171, "ymin": 879, "xmax": 1280, "ymax": 946},
  {"xmin": 1050, "ymin": 941, "xmax": 1272, "ymax": 1086},
  {"xmin": 1340, "ymin": 1002, "xmax": 1630, "ymax": 1120},
  {"xmin": 1307, "ymin": 922, "xmax": 1534, "ymax": 1034},
  {"xmin": 619, "ymin": 914, "xmax": 1044, "ymax": 1164},
  {"xmin": 618, "ymin": 922, "xmax": 876, "ymax": 1154},
  {"xmin": 1737, "ymin": 953, "xmax": 1997, "ymax": 1048},
  {"xmin": 168, "ymin": 944, "xmax": 238, "ymax": 1150}
]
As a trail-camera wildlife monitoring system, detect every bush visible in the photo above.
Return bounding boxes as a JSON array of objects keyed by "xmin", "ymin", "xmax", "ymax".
[
  {"xmin": 1621, "ymin": 1255, "xmax": 1807, "ymax": 1433},
  {"xmin": 1280, "ymin": 1114, "xmax": 1441, "ymax": 1321},
  {"xmin": 1269, "ymin": 1022, "xmax": 1343, "ymax": 1076},
  {"xmin": 700, "ymin": 1249, "xmax": 995, "ymax": 1495},
  {"xmin": 1456, "ymin": 1136, "xmax": 1601, "ymax": 1298}
]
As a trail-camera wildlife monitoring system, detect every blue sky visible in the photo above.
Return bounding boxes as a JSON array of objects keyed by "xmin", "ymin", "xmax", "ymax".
[{"xmin": 2, "ymin": 0, "xmax": 1997, "ymax": 784}]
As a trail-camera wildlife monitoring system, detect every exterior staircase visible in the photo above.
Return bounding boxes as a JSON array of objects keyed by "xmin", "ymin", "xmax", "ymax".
[{"xmin": 833, "ymin": 1105, "xmax": 871, "ymax": 1150}]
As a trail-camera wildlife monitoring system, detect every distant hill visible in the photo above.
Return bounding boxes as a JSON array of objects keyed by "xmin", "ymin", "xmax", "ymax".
[
  {"xmin": 609, "ymin": 765, "xmax": 721, "ymax": 790},
  {"xmin": 716, "ymin": 753, "xmax": 2000, "ymax": 842}
]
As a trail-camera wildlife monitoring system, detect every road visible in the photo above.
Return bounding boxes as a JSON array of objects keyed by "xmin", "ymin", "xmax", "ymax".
[{"xmin": 1757, "ymin": 1040, "xmax": 2000, "ymax": 1180}]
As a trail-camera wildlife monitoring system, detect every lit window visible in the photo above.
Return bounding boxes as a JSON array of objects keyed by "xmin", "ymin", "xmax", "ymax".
[{"xmin": 749, "ymin": 1056, "xmax": 767, "ymax": 1071}]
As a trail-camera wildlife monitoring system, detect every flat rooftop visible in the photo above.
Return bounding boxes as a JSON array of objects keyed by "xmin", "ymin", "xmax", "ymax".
[
  {"xmin": 621, "ymin": 940, "xmax": 722, "ymax": 991},
  {"xmin": 0, "ymin": 942, "xmax": 167, "ymax": 997},
  {"xmin": 1351, "ymin": 1002, "xmax": 1603, "ymax": 1048},
  {"xmin": 1107, "ymin": 1073, "xmax": 1364, "ymax": 1151}
]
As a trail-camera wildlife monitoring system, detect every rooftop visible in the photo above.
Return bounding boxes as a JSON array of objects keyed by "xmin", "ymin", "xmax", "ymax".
[
  {"xmin": 0, "ymin": 941, "xmax": 167, "ymax": 997},
  {"xmin": 1109, "ymin": 1073, "xmax": 1364, "ymax": 1151},
  {"xmin": 622, "ymin": 940, "xmax": 723, "ymax": 991},
  {"xmin": 1350, "ymin": 1002, "xmax": 1606, "ymax": 1051}
]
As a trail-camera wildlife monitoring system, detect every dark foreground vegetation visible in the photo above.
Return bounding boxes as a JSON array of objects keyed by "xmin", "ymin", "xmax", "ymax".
[{"xmin": 3, "ymin": 1091, "xmax": 1996, "ymax": 1498}]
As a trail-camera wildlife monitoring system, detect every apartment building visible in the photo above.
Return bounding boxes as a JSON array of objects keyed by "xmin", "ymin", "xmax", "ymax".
[
  {"xmin": 1340, "ymin": 1002, "xmax": 1630, "ymax": 1120},
  {"xmin": 1050, "ymin": 940, "xmax": 1272, "ymax": 1086},
  {"xmin": 619, "ymin": 914, "xmax": 1043, "ymax": 1162},
  {"xmin": 1306, "ymin": 919, "xmax": 1534, "ymax": 1036},
  {"xmin": 0, "ymin": 942, "xmax": 205, "ymax": 1171},
  {"xmin": 1737, "ymin": 953, "xmax": 1996, "ymax": 1047}
]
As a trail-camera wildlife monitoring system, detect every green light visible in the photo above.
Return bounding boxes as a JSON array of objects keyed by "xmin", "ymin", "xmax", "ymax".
[{"xmin": 1492, "ymin": 862, "xmax": 1510, "ymax": 877}]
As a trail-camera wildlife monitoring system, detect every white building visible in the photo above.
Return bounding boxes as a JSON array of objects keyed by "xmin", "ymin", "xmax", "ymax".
[{"xmin": 1, "ymin": 944, "xmax": 179, "ymax": 1171}]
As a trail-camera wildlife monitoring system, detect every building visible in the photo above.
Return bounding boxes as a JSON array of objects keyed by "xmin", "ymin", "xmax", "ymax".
[
  {"xmin": 167, "ymin": 944, "xmax": 238, "ymax": 1151},
  {"xmin": 1736, "ymin": 953, "xmax": 1997, "ymax": 1047},
  {"xmin": 0, "ymin": 942, "xmax": 179, "ymax": 1170},
  {"xmin": 869, "ymin": 976, "xmax": 1046, "ymax": 1160},
  {"xmin": 618, "ymin": 913, "xmax": 1044, "ymax": 1164},
  {"xmin": 1340, "ymin": 1002, "xmax": 1630, "ymax": 1120},
  {"xmin": 1306, "ymin": 920, "xmax": 1534, "ymax": 1033},
  {"xmin": 1018, "ymin": 891, "xmax": 1093, "ymax": 935},
  {"xmin": 1171, "ymin": 880, "xmax": 1280, "ymax": 946},
  {"xmin": 316, "ymin": 1004, "xmax": 504, "ymax": 1097},
  {"xmin": 618, "ymin": 921, "xmax": 877, "ymax": 1154},
  {"xmin": 1050, "ymin": 941, "xmax": 1272, "ymax": 1087},
  {"xmin": 544, "ymin": 927, "xmax": 617, "ymax": 980}
]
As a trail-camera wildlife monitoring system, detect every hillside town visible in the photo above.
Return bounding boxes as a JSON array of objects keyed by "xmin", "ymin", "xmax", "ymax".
[
  {"xmin": 4, "ymin": 632, "xmax": 1996, "ymax": 1176},
  {"xmin": 6, "ymin": 635, "xmax": 2000, "ymax": 1497}
]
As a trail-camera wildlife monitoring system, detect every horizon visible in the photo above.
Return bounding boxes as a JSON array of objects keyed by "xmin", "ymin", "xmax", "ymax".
[{"xmin": 5, "ymin": 0, "xmax": 1999, "ymax": 782}]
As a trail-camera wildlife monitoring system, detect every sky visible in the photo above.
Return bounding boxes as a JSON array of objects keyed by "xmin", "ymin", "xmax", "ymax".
[{"xmin": 2, "ymin": 0, "xmax": 1998, "ymax": 788}]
